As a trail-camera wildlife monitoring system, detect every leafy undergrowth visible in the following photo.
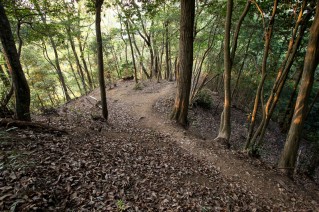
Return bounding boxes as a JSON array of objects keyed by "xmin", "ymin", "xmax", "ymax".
[{"xmin": 1, "ymin": 81, "xmax": 318, "ymax": 211}]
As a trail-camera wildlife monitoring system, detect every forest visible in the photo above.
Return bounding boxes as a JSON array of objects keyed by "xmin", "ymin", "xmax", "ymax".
[{"xmin": 1, "ymin": 0, "xmax": 319, "ymax": 210}]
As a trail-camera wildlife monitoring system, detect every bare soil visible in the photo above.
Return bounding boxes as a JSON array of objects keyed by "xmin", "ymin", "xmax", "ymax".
[{"xmin": 1, "ymin": 80, "xmax": 319, "ymax": 211}]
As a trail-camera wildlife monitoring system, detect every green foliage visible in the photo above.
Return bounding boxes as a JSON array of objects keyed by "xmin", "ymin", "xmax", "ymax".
[
  {"xmin": 120, "ymin": 62, "xmax": 134, "ymax": 77},
  {"xmin": 116, "ymin": 199, "xmax": 126, "ymax": 212},
  {"xmin": 0, "ymin": 81, "xmax": 7, "ymax": 102},
  {"xmin": 193, "ymin": 89, "xmax": 213, "ymax": 109}
]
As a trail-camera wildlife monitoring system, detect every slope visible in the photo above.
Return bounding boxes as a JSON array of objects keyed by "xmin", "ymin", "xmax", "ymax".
[{"xmin": 0, "ymin": 80, "xmax": 318, "ymax": 211}]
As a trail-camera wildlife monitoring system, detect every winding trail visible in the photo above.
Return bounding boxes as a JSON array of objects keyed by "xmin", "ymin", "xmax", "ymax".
[
  {"xmin": 4, "ymin": 81, "xmax": 319, "ymax": 211},
  {"xmin": 100, "ymin": 80, "xmax": 319, "ymax": 209}
]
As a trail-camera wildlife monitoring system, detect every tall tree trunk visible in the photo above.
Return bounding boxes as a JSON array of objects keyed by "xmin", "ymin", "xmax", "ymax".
[
  {"xmin": 67, "ymin": 54, "xmax": 83, "ymax": 95},
  {"xmin": 132, "ymin": 37, "xmax": 150, "ymax": 80},
  {"xmin": 230, "ymin": 0, "xmax": 251, "ymax": 63},
  {"xmin": 48, "ymin": 93, "xmax": 56, "ymax": 106},
  {"xmin": 77, "ymin": 35, "xmax": 93, "ymax": 90},
  {"xmin": 125, "ymin": 21, "xmax": 138, "ymax": 83},
  {"xmin": 87, "ymin": 53, "xmax": 94, "ymax": 85},
  {"xmin": 36, "ymin": 93, "xmax": 45, "ymax": 110},
  {"xmin": 279, "ymin": 68, "xmax": 303, "ymax": 133},
  {"xmin": 153, "ymin": 37, "xmax": 159, "ymax": 82},
  {"xmin": 156, "ymin": 55, "xmax": 161, "ymax": 83},
  {"xmin": 174, "ymin": 57, "xmax": 178, "ymax": 81},
  {"xmin": 250, "ymin": 1, "xmax": 311, "ymax": 150},
  {"xmin": 149, "ymin": 43, "xmax": 155, "ymax": 79},
  {"xmin": 245, "ymin": 0, "xmax": 278, "ymax": 150},
  {"xmin": 33, "ymin": 1, "xmax": 71, "ymax": 102},
  {"xmin": 165, "ymin": 21, "xmax": 170, "ymax": 80},
  {"xmin": 117, "ymin": 11, "xmax": 129, "ymax": 66},
  {"xmin": 49, "ymin": 38, "xmax": 71, "ymax": 102},
  {"xmin": 171, "ymin": 0, "xmax": 195, "ymax": 127},
  {"xmin": 216, "ymin": 0, "xmax": 233, "ymax": 141},
  {"xmin": 66, "ymin": 26, "xmax": 88, "ymax": 94},
  {"xmin": 159, "ymin": 31, "xmax": 165, "ymax": 81},
  {"xmin": 95, "ymin": 0, "xmax": 108, "ymax": 120},
  {"xmin": 0, "ymin": 2, "xmax": 30, "ymax": 121},
  {"xmin": 16, "ymin": 20, "xmax": 23, "ymax": 58},
  {"xmin": 168, "ymin": 35, "xmax": 173, "ymax": 81},
  {"xmin": 128, "ymin": 2, "xmax": 154, "ymax": 79},
  {"xmin": 278, "ymin": 2, "xmax": 319, "ymax": 177}
]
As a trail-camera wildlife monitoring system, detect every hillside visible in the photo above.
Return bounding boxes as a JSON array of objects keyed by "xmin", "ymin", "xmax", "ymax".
[{"xmin": 1, "ymin": 80, "xmax": 319, "ymax": 211}]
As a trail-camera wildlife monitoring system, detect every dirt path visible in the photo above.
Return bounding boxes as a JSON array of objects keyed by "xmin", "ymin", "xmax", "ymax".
[
  {"xmin": 2, "ymin": 80, "xmax": 319, "ymax": 211},
  {"xmin": 104, "ymin": 80, "xmax": 319, "ymax": 209}
]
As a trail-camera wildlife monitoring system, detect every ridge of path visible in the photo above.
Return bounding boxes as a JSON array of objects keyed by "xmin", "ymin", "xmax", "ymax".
[{"xmin": 99, "ymin": 80, "xmax": 319, "ymax": 208}]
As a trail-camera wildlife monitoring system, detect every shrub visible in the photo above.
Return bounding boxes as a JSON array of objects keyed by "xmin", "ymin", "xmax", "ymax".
[{"xmin": 194, "ymin": 88, "xmax": 213, "ymax": 109}]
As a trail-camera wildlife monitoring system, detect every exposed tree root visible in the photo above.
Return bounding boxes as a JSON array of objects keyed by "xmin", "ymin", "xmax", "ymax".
[{"xmin": 0, "ymin": 118, "xmax": 68, "ymax": 134}]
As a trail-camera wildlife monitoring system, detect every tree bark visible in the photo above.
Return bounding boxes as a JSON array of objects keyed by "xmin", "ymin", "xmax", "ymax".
[
  {"xmin": 278, "ymin": 1, "xmax": 319, "ymax": 177},
  {"xmin": 129, "ymin": 1, "xmax": 154, "ymax": 79},
  {"xmin": 132, "ymin": 34, "xmax": 150, "ymax": 79},
  {"xmin": 171, "ymin": 0, "xmax": 195, "ymax": 127},
  {"xmin": 87, "ymin": 53, "xmax": 94, "ymax": 84},
  {"xmin": 49, "ymin": 39, "xmax": 71, "ymax": 102},
  {"xmin": 250, "ymin": 0, "xmax": 311, "ymax": 150},
  {"xmin": 216, "ymin": 0, "xmax": 233, "ymax": 141},
  {"xmin": 245, "ymin": 0, "xmax": 278, "ymax": 150},
  {"xmin": 118, "ymin": 15, "xmax": 129, "ymax": 66},
  {"xmin": 279, "ymin": 68, "xmax": 303, "ymax": 133},
  {"xmin": 0, "ymin": 2, "xmax": 30, "ymax": 121},
  {"xmin": 66, "ymin": 25, "xmax": 88, "ymax": 94},
  {"xmin": 230, "ymin": 0, "xmax": 251, "ymax": 63},
  {"xmin": 67, "ymin": 50, "xmax": 83, "ymax": 95},
  {"xmin": 16, "ymin": 20, "xmax": 23, "ymax": 58},
  {"xmin": 33, "ymin": 1, "xmax": 71, "ymax": 102},
  {"xmin": 165, "ymin": 21, "xmax": 170, "ymax": 81},
  {"xmin": 95, "ymin": 0, "xmax": 108, "ymax": 120},
  {"xmin": 77, "ymin": 35, "xmax": 93, "ymax": 90},
  {"xmin": 125, "ymin": 21, "xmax": 138, "ymax": 83}
]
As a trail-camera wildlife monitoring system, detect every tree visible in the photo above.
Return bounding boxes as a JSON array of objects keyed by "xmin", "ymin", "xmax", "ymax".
[
  {"xmin": 171, "ymin": 0, "xmax": 195, "ymax": 127},
  {"xmin": 32, "ymin": 0, "xmax": 71, "ymax": 102},
  {"xmin": 215, "ymin": 0, "xmax": 233, "ymax": 141},
  {"xmin": 245, "ymin": 0, "xmax": 278, "ymax": 151},
  {"xmin": 278, "ymin": 0, "xmax": 319, "ymax": 177},
  {"xmin": 64, "ymin": 12, "xmax": 88, "ymax": 94},
  {"xmin": 0, "ymin": 2, "xmax": 30, "ymax": 121},
  {"xmin": 75, "ymin": 1, "xmax": 94, "ymax": 90},
  {"xmin": 247, "ymin": 0, "xmax": 313, "ymax": 152},
  {"xmin": 125, "ymin": 20, "xmax": 138, "ymax": 83},
  {"xmin": 95, "ymin": 0, "xmax": 108, "ymax": 120}
]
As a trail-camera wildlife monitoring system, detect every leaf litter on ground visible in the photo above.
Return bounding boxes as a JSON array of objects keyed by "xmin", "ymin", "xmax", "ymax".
[{"xmin": 1, "ymin": 80, "xmax": 318, "ymax": 211}]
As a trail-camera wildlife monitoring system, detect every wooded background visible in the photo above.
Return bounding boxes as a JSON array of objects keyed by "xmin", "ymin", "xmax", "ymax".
[{"xmin": 0, "ymin": 0, "xmax": 318, "ymax": 177}]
